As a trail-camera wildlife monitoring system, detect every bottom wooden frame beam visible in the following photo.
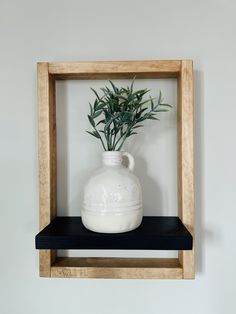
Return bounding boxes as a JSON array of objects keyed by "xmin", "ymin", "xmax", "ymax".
[{"xmin": 49, "ymin": 257, "xmax": 183, "ymax": 279}]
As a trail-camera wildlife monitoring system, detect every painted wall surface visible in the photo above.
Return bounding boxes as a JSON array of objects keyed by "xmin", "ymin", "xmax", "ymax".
[{"xmin": 0, "ymin": 1, "xmax": 235, "ymax": 313}]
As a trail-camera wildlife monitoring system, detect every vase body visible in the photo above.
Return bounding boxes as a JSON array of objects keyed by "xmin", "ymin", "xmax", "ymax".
[{"xmin": 82, "ymin": 151, "xmax": 143, "ymax": 233}]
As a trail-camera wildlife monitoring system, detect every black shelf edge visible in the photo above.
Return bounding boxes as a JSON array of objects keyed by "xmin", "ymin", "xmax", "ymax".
[{"xmin": 35, "ymin": 216, "xmax": 193, "ymax": 250}]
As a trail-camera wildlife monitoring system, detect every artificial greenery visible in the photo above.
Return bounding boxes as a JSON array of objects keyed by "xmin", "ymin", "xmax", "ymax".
[{"xmin": 87, "ymin": 79, "xmax": 171, "ymax": 151}]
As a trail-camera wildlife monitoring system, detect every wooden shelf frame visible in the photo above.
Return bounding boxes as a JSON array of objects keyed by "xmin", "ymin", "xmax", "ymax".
[{"xmin": 37, "ymin": 60, "xmax": 194, "ymax": 279}]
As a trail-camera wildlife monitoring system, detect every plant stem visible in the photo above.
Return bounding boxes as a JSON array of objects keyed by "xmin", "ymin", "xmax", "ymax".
[
  {"xmin": 107, "ymin": 127, "xmax": 111, "ymax": 150},
  {"xmin": 93, "ymin": 126, "xmax": 106, "ymax": 151},
  {"xmin": 114, "ymin": 125, "xmax": 132, "ymax": 151},
  {"xmin": 112, "ymin": 131, "xmax": 117, "ymax": 150},
  {"xmin": 117, "ymin": 133, "xmax": 128, "ymax": 151}
]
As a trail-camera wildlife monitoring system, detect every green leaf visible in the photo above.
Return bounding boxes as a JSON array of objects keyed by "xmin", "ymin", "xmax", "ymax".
[
  {"xmin": 147, "ymin": 116, "xmax": 159, "ymax": 120},
  {"xmin": 93, "ymin": 109, "xmax": 103, "ymax": 118},
  {"xmin": 104, "ymin": 116, "xmax": 115, "ymax": 131},
  {"xmin": 113, "ymin": 94, "xmax": 127, "ymax": 101},
  {"xmin": 132, "ymin": 124, "xmax": 144, "ymax": 129},
  {"xmin": 91, "ymin": 88, "xmax": 100, "ymax": 100},
  {"xmin": 154, "ymin": 109, "xmax": 169, "ymax": 112},
  {"xmin": 150, "ymin": 96, "xmax": 154, "ymax": 111},
  {"xmin": 136, "ymin": 108, "xmax": 148, "ymax": 119},
  {"xmin": 96, "ymin": 119, "xmax": 105, "ymax": 126},
  {"xmin": 139, "ymin": 98, "xmax": 154, "ymax": 107},
  {"xmin": 159, "ymin": 103, "xmax": 172, "ymax": 108},
  {"xmin": 88, "ymin": 115, "xmax": 95, "ymax": 127},
  {"xmin": 96, "ymin": 102, "xmax": 106, "ymax": 110},
  {"xmin": 89, "ymin": 102, "xmax": 93, "ymax": 116},
  {"xmin": 130, "ymin": 76, "xmax": 136, "ymax": 92},
  {"xmin": 158, "ymin": 91, "xmax": 162, "ymax": 104},
  {"xmin": 133, "ymin": 89, "xmax": 150, "ymax": 97},
  {"xmin": 86, "ymin": 130, "xmax": 100, "ymax": 138},
  {"xmin": 127, "ymin": 131, "xmax": 137, "ymax": 137},
  {"xmin": 109, "ymin": 80, "xmax": 118, "ymax": 93},
  {"xmin": 121, "ymin": 112, "xmax": 133, "ymax": 122}
]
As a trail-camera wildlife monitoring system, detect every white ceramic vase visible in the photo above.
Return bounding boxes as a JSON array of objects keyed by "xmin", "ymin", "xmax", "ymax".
[{"xmin": 82, "ymin": 151, "xmax": 143, "ymax": 233}]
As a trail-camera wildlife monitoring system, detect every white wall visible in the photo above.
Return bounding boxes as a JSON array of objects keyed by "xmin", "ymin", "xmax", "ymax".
[{"xmin": 0, "ymin": 1, "xmax": 236, "ymax": 313}]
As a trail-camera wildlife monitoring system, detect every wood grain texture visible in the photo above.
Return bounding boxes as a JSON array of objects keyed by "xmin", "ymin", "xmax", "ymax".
[
  {"xmin": 51, "ymin": 257, "xmax": 182, "ymax": 279},
  {"xmin": 36, "ymin": 59, "xmax": 194, "ymax": 279},
  {"xmin": 177, "ymin": 60, "xmax": 195, "ymax": 279},
  {"xmin": 48, "ymin": 60, "xmax": 181, "ymax": 79},
  {"xmin": 38, "ymin": 62, "xmax": 57, "ymax": 276}
]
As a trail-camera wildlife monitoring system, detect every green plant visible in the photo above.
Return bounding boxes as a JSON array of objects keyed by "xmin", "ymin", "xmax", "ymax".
[{"xmin": 87, "ymin": 79, "xmax": 172, "ymax": 151}]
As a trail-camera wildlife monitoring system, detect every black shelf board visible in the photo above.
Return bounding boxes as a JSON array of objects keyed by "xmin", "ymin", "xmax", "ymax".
[{"xmin": 35, "ymin": 216, "xmax": 192, "ymax": 250}]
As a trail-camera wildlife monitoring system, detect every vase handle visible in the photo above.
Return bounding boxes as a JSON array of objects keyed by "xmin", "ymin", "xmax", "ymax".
[{"xmin": 122, "ymin": 152, "xmax": 135, "ymax": 172}]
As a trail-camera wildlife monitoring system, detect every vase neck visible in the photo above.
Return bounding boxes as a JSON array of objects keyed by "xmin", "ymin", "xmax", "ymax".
[{"xmin": 102, "ymin": 151, "xmax": 123, "ymax": 166}]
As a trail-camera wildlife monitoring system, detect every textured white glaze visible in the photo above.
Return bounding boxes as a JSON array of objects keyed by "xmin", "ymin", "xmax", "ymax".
[{"xmin": 82, "ymin": 151, "xmax": 143, "ymax": 233}]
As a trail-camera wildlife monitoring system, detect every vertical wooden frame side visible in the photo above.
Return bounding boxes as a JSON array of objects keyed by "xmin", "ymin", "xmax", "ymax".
[
  {"xmin": 177, "ymin": 60, "xmax": 195, "ymax": 279},
  {"xmin": 38, "ymin": 63, "xmax": 57, "ymax": 277}
]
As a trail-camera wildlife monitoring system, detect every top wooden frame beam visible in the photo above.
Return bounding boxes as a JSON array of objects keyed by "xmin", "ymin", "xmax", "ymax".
[{"xmin": 47, "ymin": 60, "xmax": 181, "ymax": 79}]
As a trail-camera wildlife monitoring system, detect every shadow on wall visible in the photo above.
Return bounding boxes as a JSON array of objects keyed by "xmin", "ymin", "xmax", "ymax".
[{"xmin": 194, "ymin": 69, "xmax": 205, "ymax": 275}]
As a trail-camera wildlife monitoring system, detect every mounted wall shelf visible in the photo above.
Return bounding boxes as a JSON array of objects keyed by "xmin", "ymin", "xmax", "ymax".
[
  {"xmin": 36, "ymin": 60, "xmax": 194, "ymax": 279},
  {"xmin": 36, "ymin": 216, "xmax": 193, "ymax": 250}
]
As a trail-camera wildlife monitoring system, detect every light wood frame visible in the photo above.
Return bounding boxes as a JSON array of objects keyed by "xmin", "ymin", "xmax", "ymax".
[{"xmin": 37, "ymin": 60, "xmax": 194, "ymax": 279}]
